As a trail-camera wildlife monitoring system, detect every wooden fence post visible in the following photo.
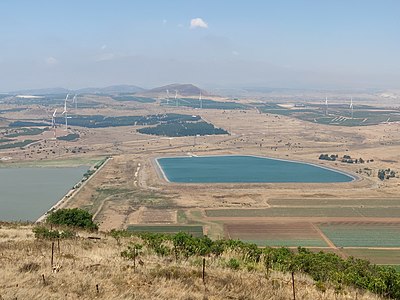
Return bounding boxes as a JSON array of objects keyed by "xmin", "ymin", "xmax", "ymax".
[
  {"xmin": 133, "ymin": 247, "xmax": 136, "ymax": 272},
  {"xmin": 51, "ymin": 241, "xmax": 55, "ymax": 269},
  {"xmin": 202, "ymin": 258, "xmax": 206, "ymax": 284},
  {"xmin": 291, "ymin": 271, "xmax": 296, "ymax": 300}
]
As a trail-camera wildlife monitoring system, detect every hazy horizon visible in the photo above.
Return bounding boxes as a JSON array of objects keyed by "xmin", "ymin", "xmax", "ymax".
[{"xmin": 1, "ymin": 0, "xmax": 399, "ymax": 91}]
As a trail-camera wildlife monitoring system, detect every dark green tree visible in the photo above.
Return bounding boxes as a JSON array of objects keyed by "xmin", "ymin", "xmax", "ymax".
[{"xmin": 46, "ymin": 208, "xmax": 98, "ymax": 230}]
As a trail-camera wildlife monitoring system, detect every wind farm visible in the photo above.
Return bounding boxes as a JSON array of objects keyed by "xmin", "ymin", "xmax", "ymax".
[
  {"xmin": 1, "ymin": 86, "xmax": 400, "ymax": 229},
  {"xmin": 2, "ymin": 1, "xmax": 400, "ymax": 299}
]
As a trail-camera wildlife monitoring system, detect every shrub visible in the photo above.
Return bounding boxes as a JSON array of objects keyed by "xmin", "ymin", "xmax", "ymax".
[
  {"xmin": 46, "ymin": 208, "xmax": 98, "ymax": 230},
  {"xmin": 33, "ymin": 226, "xmax": 75, "ymax": 239},
  {"xmin": 227, "ymin": 258, "xmax": 240, "ymax": 270},
  {"xmin": 121, "ymin": 243, "xmax": 143, "ymax": 260}
]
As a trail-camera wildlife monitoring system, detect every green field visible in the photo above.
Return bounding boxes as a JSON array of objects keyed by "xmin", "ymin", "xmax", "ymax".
[
  {"xmin": 239, "ymin": 238, "xmax": 327, "ymax": 247},
  {"xmin": 268, "ymin": 198, "xmax": 400, "ymax": 207},
  {"xmin": 342, "ymin": 249, "xmax": 400, "ymax": 265},
  {"xmin": 318, "ymin": 223, "xmax": 400, "ymax": 247},
  {"xmin": 126, "ymin": 225, "xmax": 204, "ymax": 237},
  {"xmin": 206, "ymin": 207, "xmax": 400, "ymax": 218},
  {"xmin": 257, "ymin": 103, "xmax": 400, "ymax": 126}
]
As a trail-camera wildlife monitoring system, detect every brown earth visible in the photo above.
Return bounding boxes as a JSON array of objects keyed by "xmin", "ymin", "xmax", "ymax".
[{"xmin": 2, "ymin": 94, "xmax": 400, "ymax": 263}]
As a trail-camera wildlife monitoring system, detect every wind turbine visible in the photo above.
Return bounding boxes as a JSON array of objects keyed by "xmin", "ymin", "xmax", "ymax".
[
  {"xmin": 52, "ymin": 109, "xmax": 57, "ymax": 137},
  {"xmin": 61, "ymin": 94, "xmax": 69, "ymax": 130},
  {"xmin": 72, "ymin": 94, "xmax": 78, "ymax": 109},
  {"xmin": 350, "ymin": 97, "xmax": 354, "ymax": 119},
  {"xmin": 166, "ymin": 89, "xmax": 170, "ymax": 105},
  {"xmin": 199, "ymin": 91, "xmax": 203, "ymax": 109},
  {"xmin": 325, "ymin": 97, "xmax": 328, "ymax": 116},
  {"xmin": 175, "ymin": 90, "xmax": 179, "ymax": 107}
]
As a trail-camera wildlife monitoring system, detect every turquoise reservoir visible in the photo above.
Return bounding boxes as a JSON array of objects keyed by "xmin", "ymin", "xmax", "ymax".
[{"xmin": 157, "ymin": 155, "xmax": 354, "ymax": 183}]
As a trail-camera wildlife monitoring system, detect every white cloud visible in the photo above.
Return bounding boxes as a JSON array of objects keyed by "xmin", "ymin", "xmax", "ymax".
[
  {"xmin": 45, "ymin": 56, "xmax": 58, "ymax": 65},
  {"xmin": 162, "ymin": 19, "xmax": 167, "ymax": 25},
  {"xmin": 190, "ymin": 18, "xmax": 208, "ymax": 29},
  {"xmin": 232, "ymin": 50, "xmax": 239, "ymax": 56},
  {"xmin": 101, "ymin": 44, "xmax": 107, "ymax": 50}
]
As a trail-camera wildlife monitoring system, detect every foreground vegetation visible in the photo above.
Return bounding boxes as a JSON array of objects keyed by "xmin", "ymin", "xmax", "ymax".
[
  {"xmin": 0, "ymin": 223, "xmax": 385, "ymax": 300},
  {"xmin": 0, "ymin": 209, "xmax": 398, "ymax": 299},
  {"xmin": 46, "ymin": 208, "xmax": 98, "ymax": 230},
  {"xmin": 110, "ymin": 231, "xmax": 400, "ymax": 299}
]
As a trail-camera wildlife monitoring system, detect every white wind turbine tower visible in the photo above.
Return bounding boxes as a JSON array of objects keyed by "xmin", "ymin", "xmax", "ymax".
[
  {"xmin": 62, "ymin": 94, "xmax": 69, "ymax": 130},
  {"xmin": 72, "ymin": 94, "xmax": 78, "ymax": 109},
  {"xmin": 350, "ymin": 97, "xmax": 354, "ymax": 119},
  {"xmin": 166, "ymin": 89, "xmax": 170, "ymax": 105},
  {"xmin": 175, "ymin": 90, "xmax": 179, "ymax": 106},
  {"xmin": 325, "ymin": 97, "xmax": 328, "ymax": 116},
  {"xmin": 52, "ymin": 108, "xmax": 57, "ymax": 137},
  {"xmin": 199, "ymin": 91, "xmax": 203, "ymax": 109}
]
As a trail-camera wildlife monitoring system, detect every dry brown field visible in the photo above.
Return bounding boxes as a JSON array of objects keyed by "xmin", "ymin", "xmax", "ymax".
[{"xmin": 2, "ymin": 93, "xmax": 400, "ymax": 264}]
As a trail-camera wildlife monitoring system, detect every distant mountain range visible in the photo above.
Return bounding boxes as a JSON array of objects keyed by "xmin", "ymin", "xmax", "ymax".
[
  {"xmin": 140, "ymin": 83, "xmax": 208, "ymax": 97},
  {"xmin": 10, "ymin": 85, "xmax": 145, "ymax": 95},
  {"xmin": 8, "ymin": 83, "xmax": 208, "ymax": 97}
]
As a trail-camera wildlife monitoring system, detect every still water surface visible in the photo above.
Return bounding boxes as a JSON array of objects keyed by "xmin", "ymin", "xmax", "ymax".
[
  {"xmin": 0, "ymin": 167, "xmax": 87, "ymax": 221},
  {"xmin": 157, "ymin": 155, "xmax": 354, "ymax": 183}
]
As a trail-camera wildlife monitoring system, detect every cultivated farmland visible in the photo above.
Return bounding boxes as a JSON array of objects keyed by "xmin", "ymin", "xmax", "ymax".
[
  {"xmin": 205, "ymin": 207, "xmax": 400, "ymax": 218},
  {"xmin": 318, "ymin": 222, "xmax": 400, "ymax": 247},
  {"xmin": 127, "ymin": 225, "xmax": 204, "ymax": 237},
  {"xmin": 224, "ymin": 222, "xmax": 327, "ymax": 247}
]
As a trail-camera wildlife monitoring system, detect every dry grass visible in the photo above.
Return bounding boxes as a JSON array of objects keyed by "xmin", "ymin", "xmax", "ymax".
[{"xmin": 0, "ymin": 224, "xmax": 385, "ymax": 300}]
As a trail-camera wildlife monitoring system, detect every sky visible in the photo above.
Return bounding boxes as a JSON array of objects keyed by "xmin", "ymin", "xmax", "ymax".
[{"xmin": 0, "ymin": 0, "xmax": 399, "ymax": 91}]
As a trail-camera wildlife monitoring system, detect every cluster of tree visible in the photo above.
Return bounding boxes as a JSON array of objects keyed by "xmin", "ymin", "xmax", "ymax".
[
  {"xmin": 0, "ymin": 139, "xmax": 36, "ymax": 150},
  {"xmin": 342, "ymin": 155, "xmax": 366, "ymax": 164},
  {"xmin": 5, "ymin": 127, "xmax": 46, "ymax": 137},
  {"xmin": 56, "ymin": 133, "xmax": 79, "ymax": 141},
  {"xmin": 9, "ymin": 121, "xmax": 50, "ymax": 127},
  {"xmin": 319, "ymin": 154, "xmax": 373, "ymax": 164},
  {"xmin": 33, "ymin": 226, "xmax": 75, "ymax": 239},
  {"xmin": 378, "ymin": 168, "xmax": 397, "ymax": 180},
  {"xmin": 71, "ymin": 158, "xmax": 107, "ymax": 188},
  {"xmin": 319, "ymin": 154, "xmax": 338, "ymax": 161},
  {"xmin": 111, "ymin": 95, "xmax": 155, "ymax": 103},
  {"xmin": 93, "ymin": 157, "xmax": 108, "ymax": 169},
  {"xmin": 46, "ymin": 208, "xmax": 98, "ymax": 230},
  {"xmin": 161, "ymin": 98, "xmax": 248, "ymax": 110},
  {"xmin": 137, "ymin": 121, "xmax": 228, "ymax": 137},
  {"xmin": 114, "ymin": 231, "xmax": 400, "ymax": 298},
  {"xmin": 54, "ymin": 113, "xmax": 200, "ymax": 128}
]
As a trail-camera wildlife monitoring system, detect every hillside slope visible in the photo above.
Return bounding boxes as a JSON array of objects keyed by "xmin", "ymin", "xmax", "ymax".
[
  {"xmin": 0, "ymin": 224, "xmax": 384, "ymax": 300},
  {"xmin": 143, "ymin": 83, "xmax": 209, "ymax": 97}
]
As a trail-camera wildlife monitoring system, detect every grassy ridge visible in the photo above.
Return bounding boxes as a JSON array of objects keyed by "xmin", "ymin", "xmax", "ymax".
[{"xmin": 0, "ymin": 224, "xmax": 389, "ymax": 299}]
